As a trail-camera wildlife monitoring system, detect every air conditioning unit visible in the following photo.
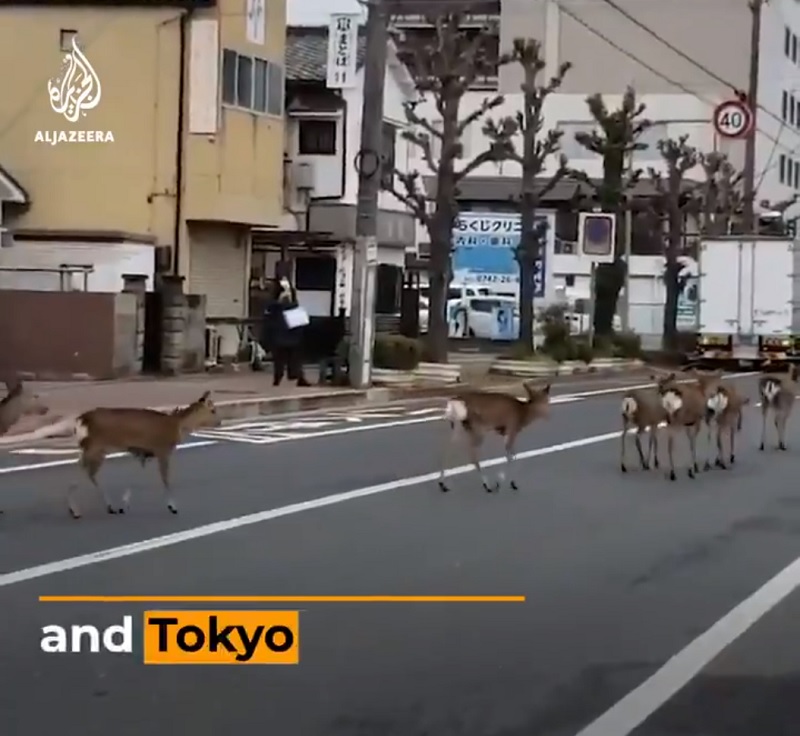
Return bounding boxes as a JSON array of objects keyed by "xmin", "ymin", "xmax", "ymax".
[{"xmin": 293, "ymin": 161, "xmax": 315, "ymax": 192}]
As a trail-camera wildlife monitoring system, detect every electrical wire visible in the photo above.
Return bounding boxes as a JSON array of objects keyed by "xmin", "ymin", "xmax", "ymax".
[{"xmin": 556, "ymin": 1, "xmax": 797, "ymax": 196}]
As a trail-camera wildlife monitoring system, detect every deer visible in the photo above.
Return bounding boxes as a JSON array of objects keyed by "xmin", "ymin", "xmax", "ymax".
[
  {"xmin": 652, "ymin": 372, "xmax": 710, "ymax": 480},
  {"xmin": 438, "ymin": 381, "xmax": 551, "ymax": 493},
  {"xmin": 620, "ymin": 388, "xmax": 667, "ymax": 473},
  {"xmin": 758, "ymin": 361, "xmax": 798, "ymax": 452},
  {"xmin": 65, "ymin": 391, "xmax": 220, "ymax": 519},
  {"xmin": 704, "ymin": 383, "xmax": 750, "ymax": 469}
]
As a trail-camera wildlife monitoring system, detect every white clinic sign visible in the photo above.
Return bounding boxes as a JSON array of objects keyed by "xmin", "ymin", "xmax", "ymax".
[
  {"xmin": 35, "ymin": 36, "xmax": 114, "ymax": 145},
  {"xmin": 326, "ymin": 13, "xmax": 359, "ymax": 89}
]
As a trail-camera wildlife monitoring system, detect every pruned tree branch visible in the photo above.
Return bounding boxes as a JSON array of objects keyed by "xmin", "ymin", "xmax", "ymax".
[{"xmin": 390, "ymin": 170, "xmax": 431, "ymax": 227}]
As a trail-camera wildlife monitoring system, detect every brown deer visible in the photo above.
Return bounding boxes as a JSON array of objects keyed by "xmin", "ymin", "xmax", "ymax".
[
  {"xmin": 0, "ymin": 378, "xmax": 49, "ymax": 435},
  {"xmin": 67, "ymin": 391, "xmax": 220, "ymax": 519},
  {"xmin": 620, "ymin": 389, "xmax": 667, "ymax": 473},
  {"xmin": 652, "ymin": 372, "xmax": 709, "ymax": 480},
  {"xmin": 758, "ymin": 361, "xmax": 798, "ymax": 451},
  {"xmin": 704, "ymin": 383, "xmax": 750, "ymax": 469},
  {"xmin": 438, "ymin": 381, "xmax": 551, "ymax": 493}
]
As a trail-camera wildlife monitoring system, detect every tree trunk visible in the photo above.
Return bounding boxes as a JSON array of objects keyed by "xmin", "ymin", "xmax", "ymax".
[
  {"xmin": 517, "ymin": 193, "xmax": 537, "ymax": 354},
  {"xmin": 662, "ymin": 261, "xmax": 680, "ymax": 351},
  {"xmin": 425, "ymin": 212, "xmax": 453, "ymax": 364}
]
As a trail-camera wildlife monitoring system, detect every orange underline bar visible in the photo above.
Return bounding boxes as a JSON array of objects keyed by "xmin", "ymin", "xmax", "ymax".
[{"xmin": 39, "ymin": 595, "xmax": 526, "ymax": 604}]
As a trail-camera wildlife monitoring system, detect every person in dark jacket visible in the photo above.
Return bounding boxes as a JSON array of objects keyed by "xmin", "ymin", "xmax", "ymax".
[{"xmin": 263, "ymin": 276, "xmax": 310, "ymax": 387}]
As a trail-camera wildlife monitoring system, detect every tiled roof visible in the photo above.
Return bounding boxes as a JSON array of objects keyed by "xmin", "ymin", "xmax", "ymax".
[{"xmin": 286, "ymin": 26, "xmax": 367, "ymax": 82}]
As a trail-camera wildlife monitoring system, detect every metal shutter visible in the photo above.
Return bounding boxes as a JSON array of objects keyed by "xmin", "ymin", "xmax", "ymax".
[{"xmin": 188, "ymin": 224, "xmax": 247, "ymax": 318}]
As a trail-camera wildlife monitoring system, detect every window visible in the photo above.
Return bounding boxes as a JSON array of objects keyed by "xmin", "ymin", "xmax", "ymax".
[
  {"xmin": 59, "ymin": 29, "xmax": 77, "ymax": 51},
  {"xmin": 236, "ymin": 55, "xmax": 253, "ymax": 108},
  {"xmin": 267, "ymin": 61, "xmax": 284, "ymax": 116},
  {"xmin": 295, "ymin": 256, "xmax": 335, "ymax": 291},
  {"xmin": 795, "ymin": 160, "xmax": 800, "ymax": 189},
  {"xmin": 791, "ymin": 96, "xmax": 796, "ymax": 126},
  {"xmin": 564, "ymin": 274, "xmax": 575, "ymax": 287},
  {"xmin": 780, "ymin": 154, "xmax": 786, "ymax": 184},
  {"xmin": 220, "ymin": 48, "xmax": 284, "ymax": 116},
  {"xmin": 786, "ymin": 26, "xmax": 792, "ymax": 58},
  {"xmin": 632, "ymin": 122, "xmax": 668, "ymax": 162},
  {"xmin": 298, "ymin": 119, "xmax": 337, "ymax": 155},
  {"xmin": 253, "ymin": 58, "xmax": 267, "ymax": 112},
  {"xmin": 783, "ymin": 90, "xmax": 789, "ymax": 121},
  {"xmin": 380, "ymin": 122, "xmax": 397, "ymax": 190},
  {"xmin": 222, "ymin": 49, "xmax": 237, "ymax": 104},
  {"xmin": 793, "ymin": 34, "xmax": 798, "ymax": 63},
  {"xmin": 795, "ymin": 98, "xmax": 800, "ymax": 127},
  {"xmin": 557, "ymin": 122, "xmax": 601, "ymax": 159}
]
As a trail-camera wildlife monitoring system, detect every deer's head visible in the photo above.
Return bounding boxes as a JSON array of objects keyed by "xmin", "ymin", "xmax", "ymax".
[
  {"xmin": 179, "ymin": 390, "xmax": 221, "ymax": 431},
  {"xmin": 523, "ymin": 381, "xmax": 551, "ymax": 418},
  {"xmin": 0, "ymin": 380, "xmax": 49, "ymax": 434}
]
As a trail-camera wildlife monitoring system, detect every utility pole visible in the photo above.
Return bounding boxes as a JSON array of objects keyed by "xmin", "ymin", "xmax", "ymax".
[
  {"xmin": 741, "ymin": 0, "xmax": 762, "ymax": 233},
  {"xmin": 349, "ymin": 0, "xmax": 388, "ymax": 389}
]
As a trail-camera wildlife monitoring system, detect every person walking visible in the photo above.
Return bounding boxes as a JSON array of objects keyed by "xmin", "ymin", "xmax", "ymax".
[{"xmin": 262, "ymin": 276, "xmax": 310, "ymax": 387}]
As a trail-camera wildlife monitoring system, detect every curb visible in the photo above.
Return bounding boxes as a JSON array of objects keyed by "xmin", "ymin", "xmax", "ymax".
[{"xmin": 491, "ymin": 358, "xmax": 644, "ymax": 378}]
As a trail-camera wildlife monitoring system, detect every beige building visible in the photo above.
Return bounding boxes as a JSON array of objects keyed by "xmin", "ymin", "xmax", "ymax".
[{"xmin": 0, "ymin": 0, "xmax": 286, "ymax": 318}]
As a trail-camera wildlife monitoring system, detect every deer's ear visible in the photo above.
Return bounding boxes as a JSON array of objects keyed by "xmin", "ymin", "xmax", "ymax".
[
  {"xmin": 199, "ymin": 391, "xmax": 211, "ymax": 403},
  {"xmin": 542, "ymin": 383, "xmax": 551, "ymax": 395}
]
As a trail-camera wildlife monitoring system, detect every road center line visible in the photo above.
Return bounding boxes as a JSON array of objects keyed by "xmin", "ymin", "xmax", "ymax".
[
  {"xmin": 574, "ymin": 551, "xmax": 800, "ymax": 735},
  {"xmin": 0, "ymin": 427, "xmax": 623, "ymax": 588}
]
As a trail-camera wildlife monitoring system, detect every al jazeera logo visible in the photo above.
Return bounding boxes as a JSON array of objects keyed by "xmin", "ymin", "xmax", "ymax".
[
  {"xmin": 34, "ymin": 36, "xmax": 114, "ymax": 145},
  {"xmin": 40, "ymin": 611, "xmax": 300, "ymax": 665}
]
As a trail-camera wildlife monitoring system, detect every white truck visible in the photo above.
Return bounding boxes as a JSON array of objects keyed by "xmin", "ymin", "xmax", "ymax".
[{"xmin": 697, "ymin": 235, "xmax": 800, "ymax": 364}]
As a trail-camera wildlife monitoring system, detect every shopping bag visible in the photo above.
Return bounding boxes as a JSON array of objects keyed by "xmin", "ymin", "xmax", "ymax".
[{"xmin": 283, "ymin": 306, "xmax": 310, "ymax": 329}]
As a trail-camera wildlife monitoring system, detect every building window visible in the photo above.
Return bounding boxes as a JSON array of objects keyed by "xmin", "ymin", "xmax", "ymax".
[
  {"xmin": 632, "ymin": 121, "xmax": 668, "ymax": 162},
  {"xmin": 220, "ymin": 48, "xmax": 285, "ymax": 116},
  {"xmin": 557, "ymin": 122, "xmax": 602, "ymax": 159},
  {"xmin": 298, "ymin": 119, "xmax": 337, "ymax": 155},
  {"xmin": 253, "ymin": 58, "xmax": 267, "ymax": 112},
  {"xmin": 793, "ymin": 34, "xmax": 798, "ymax": 63},
  {"xmin": 795, "ymin": 160, "xmax": 800, "ymax": 189},
  {"xmin": 783, "ymin": 90, "xmax": 789, "ymax": 121},
  {"xmin": 59, "ymin": 29, "xmax": 77, "ymax": 51},
  {"xmin": 780, "ymin": 154, "xmax": 786, "ymax": 184},
  {"xmin": 795, "ymin": 99, "xmax": 800, "ymax": 127},
  {"xmin": 791, "ymin": 96, "xmax": 796, "ymax": 126},
  {"xmin": 380, "ymin": 122, "xmax": 397, "ymax": 190},
  {"xmin": 221, "ymin": 49, "xmax": 237, "ymax": 104},
  {"xmin": 267, "ymin": 62, "xmax": 284, "ymax": 116},
  {"xmin": 786, "ymin": 26, "xmax": 792, "ymax": 58}
]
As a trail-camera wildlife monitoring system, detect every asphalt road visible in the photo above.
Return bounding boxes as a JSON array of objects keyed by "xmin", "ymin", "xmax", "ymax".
[{"xmin": 0, "ymin": 372, "xmax": 798, "ymax": 735}]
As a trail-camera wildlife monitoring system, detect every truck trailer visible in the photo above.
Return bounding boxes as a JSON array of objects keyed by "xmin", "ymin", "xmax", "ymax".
[{"xmin": 696, "ymin": 236, "xmax": 800, "ymax": 365}]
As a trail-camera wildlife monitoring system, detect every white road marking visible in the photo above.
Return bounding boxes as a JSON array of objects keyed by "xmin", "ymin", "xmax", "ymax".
[
  {"xmin": 0, "ymin": 441, "xmax": 216, "ymax": 474},
  {"xmin": 575, "ymin": 553, "xmax": 800, "ymax": 736},
  {"xmin": 11, "ymin": 449, "xmax": 78, "ymax": 456},
  {"xmin": 0, "ymin": 427, "xmax": 625, "ymax": 588},
  {"xmin": 0, "ymin": 373, "xmax": 758, "ymax": 466}
]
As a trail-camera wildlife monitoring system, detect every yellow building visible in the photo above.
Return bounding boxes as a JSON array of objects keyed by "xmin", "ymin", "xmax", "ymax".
[{"xmin": 0, "ymin": 0, "xmax": 286, "ymax": 318}]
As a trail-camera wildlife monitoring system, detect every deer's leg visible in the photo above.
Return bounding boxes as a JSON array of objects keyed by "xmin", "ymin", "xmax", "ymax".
[
  {"xmin": 650, "ymin": 425, "xmax": 660, "ymax": 469},
  {"xmin": 634, "ymin": 428, "xmax": 649, "ymax": 470},
  {"xmin": 729, "ymin": 423, "xmax": 736, "ymax": 465},
  {"xmin": 777, "ymin": 411, "xmax": 789, "ymax": 451},
  {"xmin": 438, "ymin": 421, "xmax": 461, "ymax": 492},
  {"xmin": 714, "ymin": 421, "xmax": 727, "ymax": 469},
  {"xmin": 70, "ymin": 445, "xmax": 119, "ymax": 518},
  {"xmin": 759, "ymin": 405, "xmax": 769, "ymax": 451},
  {"xmin": 620, "ymin": 419, "xmax": 630, "ymax": 473},
  {"xmin": 666, "ymin": 425, "xmax": 677, "ymax": 481},
  {"xmin": 497, "ymin": 432, "xmax": 519, "ymax": 490},
  {"xmin": 156, "ymin": 454, "xmax": 178, "ymax": 513},
  {"xmin": 687, "ymin": 425, "xmax": 700, "ymax": 478},
  {"xmin": 464, "ymin": 430, "xmax": 493, "ymax": 492}
]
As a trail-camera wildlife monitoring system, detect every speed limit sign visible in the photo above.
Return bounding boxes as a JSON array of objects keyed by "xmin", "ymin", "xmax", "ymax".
[{"xmin": 713, "ymin": 99, "xmax": 754, "ymax": 139}]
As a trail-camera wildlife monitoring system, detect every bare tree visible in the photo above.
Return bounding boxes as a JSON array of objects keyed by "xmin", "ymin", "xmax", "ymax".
[
  {"xmin": 698, "ymin": 152, "xmax": 743, "ymax": 236},
  {"xmin": 647, "ymin": 135, "xmax": 698, "ymax": 349},
  {"xmin": 484, "ymin": 38, "xmax": 571, "ymax": 355},
  {"xmin": 574, "ymin": 87, "xmax": 651, "ymax": 337},
  {"xmin": 390, "ymin": 11, "xmax": 513, "ymax": 362}
]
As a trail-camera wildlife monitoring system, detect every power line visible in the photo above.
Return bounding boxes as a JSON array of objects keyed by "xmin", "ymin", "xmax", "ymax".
[
  {"xmin": 596, "ymin": 0, "xmax": 785, "ymax": 131},
  {"xmin": 556, "ymin": 1, "xmax": 794, "ymax": 195}
]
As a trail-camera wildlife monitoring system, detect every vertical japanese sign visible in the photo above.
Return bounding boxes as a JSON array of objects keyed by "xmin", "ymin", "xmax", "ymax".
[
  {"xmin": 452, "ymin": 212, "xmax": 553, "ymax": 299},
  {"xmin": 326, "ymin": 14, "xmax": 359, "ymax": 89}
]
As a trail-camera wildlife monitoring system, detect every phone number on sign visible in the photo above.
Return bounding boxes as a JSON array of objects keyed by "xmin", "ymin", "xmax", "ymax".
[{"xmin": 470, "ymin": 274, "xmax": 519, "ymax": 284}]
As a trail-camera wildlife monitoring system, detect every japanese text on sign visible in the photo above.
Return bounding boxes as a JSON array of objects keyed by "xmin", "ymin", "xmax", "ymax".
[{"xmin": 326, "ymin": 14, "xmax": 359, "ymax": 89}]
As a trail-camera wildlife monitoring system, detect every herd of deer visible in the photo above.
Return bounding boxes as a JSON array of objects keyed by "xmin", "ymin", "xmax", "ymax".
[
  {"xmin": 0, "ymin": 361, "xmax": 794, "ymax": 519},
  {"xmin": 438, "ymin": 361, "xmax": 799, "ymax": 491}
]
